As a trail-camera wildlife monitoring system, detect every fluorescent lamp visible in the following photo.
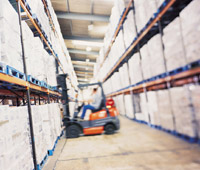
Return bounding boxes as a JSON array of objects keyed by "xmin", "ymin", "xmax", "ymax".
[
  {"xmin": 88, "ymin": 24, "xmax": 94, "ymax": 31},
  {"xmin": 86, "ymin": 47, "xmax": 92, "ymax": 52},
  {"xmin": 72, "ymin": 40, "xmax": 103, "ymax": 47}
]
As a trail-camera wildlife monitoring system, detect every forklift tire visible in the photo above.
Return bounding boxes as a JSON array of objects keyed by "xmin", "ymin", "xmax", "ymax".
[
  {"xmin": 66, "ymin": 124, "xmax": 81, "ymax": 138},
  {"xmin": 105, "ymin": 124, "xmax": 115, "ymax": 135}
]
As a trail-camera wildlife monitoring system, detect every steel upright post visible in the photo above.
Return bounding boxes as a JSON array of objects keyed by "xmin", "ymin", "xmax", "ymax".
[{"xmin": 16, "ymin": 1, "xmax": 38, "ymax": 170}]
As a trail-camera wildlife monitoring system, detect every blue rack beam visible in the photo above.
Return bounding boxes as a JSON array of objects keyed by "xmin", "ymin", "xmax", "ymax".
[{"xmin": 107, "ymin": 66, "xmax": 200, "ymax": 97}]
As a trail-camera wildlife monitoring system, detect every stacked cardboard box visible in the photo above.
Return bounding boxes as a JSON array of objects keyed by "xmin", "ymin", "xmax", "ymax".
[
  {"xmin": 148, "ymin": 34, "xmax": 166, "ymax": 77},
  {"xmin": 0, "ymin": 0, "xmax": 23, "ymax": 72},
  {"xmin": 32, "ymin": 103, "xmax": 62, "ymax": 164},
  {"xmin": 124, "ymin": 94, "xmax": 134, "ymax": 119},
  {"xmin": 123, "ymin": 9, "xmax": 137, "ymax": 48},
  {"xmin": 119, "ymin": 63, "xmax": 130, "ymax": 88},
  {"xmin": 139, "ymin": 93, "xmax": 149, "ymax": 123},
  {"xmin": 170, "ymin": 86, "xmax": 197, "ymax": 138},
  {"xmin": 190, "ymin": 85, "xmax": 200, "ymax": 138},
  {"xmin": 147, "ymin": 91, "xmax": 160, "ymax": 126},
  {"xmin": 163, "ymin": 17, "xmax": 187, "ymax": 71},
  {"xmin": 0, "ymin": 106, "xmax": 33, "ymax": 170},
  {"xmin": 157, "ymin": 90, "xmax": 175, "ymax": 131},
  {"xmin": 128, "ymin": 52, "xmax": 143, "ymax": 85},
  {"xmin": 134, "ymin": 0, "xmax": 147, "ymax": 32},
  {"xmin": 180, "ymin": 0, "xmax": 200, "ymax": 64},
  {"xmin": 141, "ymin": 45, "xmax": 152, "ymax": 80}
]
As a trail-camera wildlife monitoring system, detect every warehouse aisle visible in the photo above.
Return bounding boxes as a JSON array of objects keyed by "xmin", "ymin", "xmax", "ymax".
[{"xmin": 44, "ymin": 116, "xmax": 200, "ymax": 170}]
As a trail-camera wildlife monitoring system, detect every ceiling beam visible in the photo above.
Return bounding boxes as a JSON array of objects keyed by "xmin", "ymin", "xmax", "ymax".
[
  {"xmin": 73, "ymin": 65, "xmax": 93, "ymax": 70},
  {"xmin": 56, "ymin": 12, "xmax": 109, "ymax": 22},
  {"xmin": 68, "ymin": 49, "xmax": 99, "ymax": 56},
  {"xmin": 72, "ymin": 60, "xmax": 95, "ymax": 66},
  {"xmin": 64, "ymin": 36, "xmax": 103, "ymax": 42},
  {"xmin": 77, "ymin": 77, "xmax": 91, "ymax": 81},
  {"xmin": 71, "ymin": 57, "xmax": 96, "ymax": 63},
  {"xmin": 76, "ymin": 74, "xmax": 93, "ymax": 77},
  {"xmin": 75, "ymin": 71, "xmax": 93, "ymax": 75}
]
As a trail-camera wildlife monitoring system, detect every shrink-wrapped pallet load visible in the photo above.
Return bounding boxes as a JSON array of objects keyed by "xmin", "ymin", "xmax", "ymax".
[
  {"xmin": 0, "ymin": 0, "xmax": 23, "ymax": 72},
  {"xmin": 147, "ymin": 91, "xmax": 160, "ymax": 126},
  {"xmin": 113, "ymin": 30, "xmax": 126, "ymax": 61},
  {"xmin": 134, "ymin": 0, "xmax": 147, "ymax": 32},
  {"xmin": 119, "ymin": 63, "xmax": 130, "ymax": 88},
  {"xmin": 148, "ymin": 34, "xmax": 166, "ymax": 77},
  {"xmin": 111, "ymin": 72, "xmax": 122, "ymax": 92},
  {"xmin": 124, "ymin": 94, "xmax": 134, "ymax": 119},
  {"xmin": 157, "ymin": 90, "xmax": 175, "ymax": 131},
  {"xmin": 143, "ymin": 0, "xmax": 157, "ymax": 25},
  {"xmin": 170, "ymin": 86, "xmax": 197, "ymax": 138},
  {"xmin": 141, "ymin": 45, "xmax": 152, "ymax": 80},
  {"xmin": 115, "ymin": 95, "xmax": 126, "ymax": 116},
  {"xmin": 156, "ymin": 0, "xmax": 165, "ymax": 7},
  {"xmin": 139, "ymin": 93, "xmax": 149, "ymax": 123},
  {"xmin": 128, "ymin": 52, "xmax": 143, "ymax": 85},
  {"xmin": 180, "ymin": 0, "xmax": 200, "ymax": 64},
  {"xmin": 0, "ymin": 106, "xmax": 34, "ymax": 170},
  {"xmin": 123, "ymin": 9, "xmax": 137, "ymax": 48},
  {"xmin": 189, "ymin": 85, "xmax": 200, "ymax": 138},
  {"xmin": 163, "ymin": 17, "xmax": 187, "ymax": 71}
]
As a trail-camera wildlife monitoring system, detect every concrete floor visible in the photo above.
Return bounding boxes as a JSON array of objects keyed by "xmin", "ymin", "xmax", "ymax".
[{"xmin": 44, "ymin": 116, "xmax": 200, "ymax": 170}]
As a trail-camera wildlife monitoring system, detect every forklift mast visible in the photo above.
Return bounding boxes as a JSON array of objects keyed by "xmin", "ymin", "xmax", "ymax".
[{"xmin": 57, "ymin": 74, "xmax": 70, "ymax": 120}]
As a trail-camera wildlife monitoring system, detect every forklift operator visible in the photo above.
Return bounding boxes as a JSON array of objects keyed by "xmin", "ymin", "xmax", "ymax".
[{"xmin": 80, "ymin": 88, "xmax": 102, "ymax": 119}]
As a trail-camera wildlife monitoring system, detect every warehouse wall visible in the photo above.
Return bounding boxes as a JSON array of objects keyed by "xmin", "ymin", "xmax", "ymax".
[{"xmin": 96, "ymin": 0, "xmax": 200, "ymax": 140}]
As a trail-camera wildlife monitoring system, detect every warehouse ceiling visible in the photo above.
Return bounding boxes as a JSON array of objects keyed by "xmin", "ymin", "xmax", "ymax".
[{"xmin": 50, "ymin": 0, "xmax": 114, "ymax": 84}]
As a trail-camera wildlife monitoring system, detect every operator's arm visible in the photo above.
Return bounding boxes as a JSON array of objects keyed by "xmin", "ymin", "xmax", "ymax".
[{"xmin": 79, "ymin": 99, "xmax": 93, "ymax": 103}]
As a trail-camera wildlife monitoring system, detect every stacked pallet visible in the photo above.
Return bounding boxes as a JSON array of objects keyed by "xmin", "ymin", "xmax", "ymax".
[
  {"xmin": 141, "ymin": 45, "xmax": 152, "ymax": 80},
  {"xmin": 0, "ymin": 0, "xmax": 78, "ymax": 87},
  {"xmin": 190, "ymin": 85, "xmax": 200, "ymax": 138},
  {"xmin": 0, "ymin": 0, "xmax": 23, "ymax": 72},
  {"xmin": 0, "ymin": 106, "xmax": 33, "ymax": 170},
  {"xmin": 32, "ymin": 103, "xmax": 62, "ymax": 164},
  {"xmin": 128, "ymin": 52, "xmax": 143, "ymax": 85},
  {"xmin": 163, "ymin": 17, "xmax": 187, "ymax": 71},
  {"xmin": 180, "ymin": 0, "xmax": 200, "ymax": 64},
  {"xmin": 170, "ymin": 86, "xmax": 197, "ymax": 138},
  {"xmin": 147, "ymin": 34, "xmax": 166, "ymax": 77}
]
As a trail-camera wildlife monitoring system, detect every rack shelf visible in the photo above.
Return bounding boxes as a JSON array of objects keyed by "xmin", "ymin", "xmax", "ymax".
[
  {"xmin": 107, "ymin": 66, "xmax": 200, "ymax": 98},
  {"xmin": 0, "ymin": 72, "xmax": 61, "ymax": 98}
]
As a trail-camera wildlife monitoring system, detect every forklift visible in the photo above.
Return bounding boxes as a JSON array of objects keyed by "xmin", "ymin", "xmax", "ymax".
[{"xmin": 57, "ymin": 74, "xmax": 120, "ymax": 138}]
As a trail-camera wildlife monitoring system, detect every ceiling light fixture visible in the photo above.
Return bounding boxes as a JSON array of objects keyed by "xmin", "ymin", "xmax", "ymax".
[
  {"xmin": 72, "ymin": 40, "xmax": 103, "ymax": 47},
  {"xmin": 88, "ymin": 24, "xmax": 94, "ymax": 31},
  {"xmin": 86, "ymin": 46, "xmax": 92, "ymax": 52}
]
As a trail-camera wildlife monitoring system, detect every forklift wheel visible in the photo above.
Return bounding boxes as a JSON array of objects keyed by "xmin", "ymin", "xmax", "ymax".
[
  {"xmin": 66, "ymin": 124, "xmax": 81, "ymax": 138},
  {"xmin": 105, "ymin": 124, "xmax": 115, "ymax": 135}
]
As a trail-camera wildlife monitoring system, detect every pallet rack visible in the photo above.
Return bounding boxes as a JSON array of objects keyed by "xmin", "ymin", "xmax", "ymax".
[
  {"xmin": 102, "ymin": 0, "xmax": 198, "ymax": 94},
  {"xmin": 100, "ymin": 0, "xmax": 200, "ymax": 144},
  {"xmin": 40, "ymin": 0, "xmax": 77, "ymax": 90},
  {"xmin": 98, "ymin": 0, "xmax": 133, "ymax": 70},
  {"xmin": 0, "ymin": 1, "xmax": 74, "ymax": 169}
]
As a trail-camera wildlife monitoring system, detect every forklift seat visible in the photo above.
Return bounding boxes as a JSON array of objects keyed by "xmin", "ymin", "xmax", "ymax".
[{"xmin": 92, "ymin": 99, "xmax": 105, "ymax": 113}]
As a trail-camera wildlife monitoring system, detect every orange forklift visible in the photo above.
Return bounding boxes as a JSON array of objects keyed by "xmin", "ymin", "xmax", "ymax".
[{"xmin": 57, "ymin": 74, "xmax": 120, "ymax": 138}]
